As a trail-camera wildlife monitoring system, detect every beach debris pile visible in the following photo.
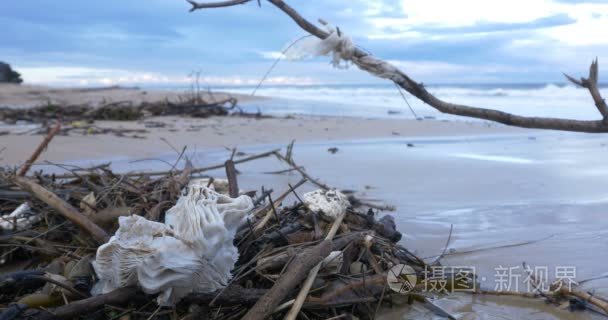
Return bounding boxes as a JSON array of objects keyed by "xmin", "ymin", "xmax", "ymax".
[
  {"xmin": 1, "ymin": 129, "xmax": 608, "ymax": 320},
  {"xmin": 0, "ymin": 91, "xmax": 264, "ymax": 137},
  {"xmin": 0, "ymin": 96, "xmax": 241, "ymax": 125}
]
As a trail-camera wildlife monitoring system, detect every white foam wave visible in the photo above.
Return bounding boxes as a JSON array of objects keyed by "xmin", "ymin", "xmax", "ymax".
[{"xmin": 216, "ymin": 84, "xmax": 606, "ymax": 121}]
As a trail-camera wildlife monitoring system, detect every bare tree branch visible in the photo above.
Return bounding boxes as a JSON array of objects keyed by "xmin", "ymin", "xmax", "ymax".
[
  {"xmin": 564, "ymin": 58, "xmax": 608, "ymax": 121},
  {"xmin": 189, "ymin": 0, "xmax": 608, "ymax": 133},
  {"xmin": 186, "ymin": 0, "xmax": 253, "ymax": 11}
]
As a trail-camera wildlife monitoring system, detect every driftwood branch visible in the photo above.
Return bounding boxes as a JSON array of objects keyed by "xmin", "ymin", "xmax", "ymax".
[
  {"xmin": 186, "ymin": 0, "xmax": 252, "ymax": 11},
  {"xmin": 31, "ymin": 287, "xmax": 138, "ymax": 320},
  {"xmin": 273, "ymin": 151, "xmax": 331, "ymax": 190},
  {"xmin": 559, "ymin": 285, "xmax": 608, "ymax": 315},
  {"xmin": 564, "ymin": 58, "xmax": 608, "ymax": 121},
  {"xmin": 243, "ymin": 239, "xmax": 332, "ymax": 320},
  {"xmin": 18, "ymin": 122, "xmax": 61, "ymax": 177},
  {"xmin": 189, "ymin": 0, "xmax": 608, "ymax": 133},
  {"xmin": 52, "ymin": 148, "xmax": 279, "ymax": 179},
  {"xmin": 13, "ymin": 176, "xmax": 110, "ymax": 244},
  {"xmin": 284, "ymin": 212, "xmax": 346, "ymax": 319},
  {"xmin": 224, "ymin": 159, "xmax": 239, "ymax": 198}
]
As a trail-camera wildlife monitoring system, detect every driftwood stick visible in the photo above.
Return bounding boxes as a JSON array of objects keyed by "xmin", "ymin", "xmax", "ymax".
[
  {"xmin": 564, "ymin": 58, "xmax": 608, "ymax": 121},
  {"xmin": 284, "ymin": 212, "xmax": 346, "ymax": 320},
  {"xmin": 13, "ymin": 176, "xmax": 110, "ymax": 244},
  {"xmin": 273, "ymin": 151, "xmax": 331, "ymax": 190},
  {"xmin": 243, "ymin": 239, "xmax": 332, "ymax": 320},
  {"xmin": 47, "ymin": 287, "xmax": 136, "ymax": 319},
  {"xmin": 185, "ymin": 285, "xmax": 266, "ymax": 305},
  {"xmin": 256, "ymin": 232, "xmax": 366, "ymax": 272},
  {"xmin": 253, "ymin": 179, "xmax": 306, "ymax": 235},
  {"xmin": 187, "ymin": 0, "xmax": 252, "ymax": 11},
  {"xmin": 52, "ymin": 149, "xmax": 280, "ymax": 179},
  {"xmin": 559, "ymin": 286, "xmax": 608, "ymax": 314},
  {"xmin": 474, "ymin": 286, "xmax": 608, "ymax": 315},
  {"xmin": 17, "ymin": 122, "xmax": 61, "ymax": 177},
  {"xmin": 175, "ymin": 159, "xmax": 193, "ymax": 188},
  {"xmin": 312, "ymin": 274, "xmax": 386, "ymax": 303},
  {"xmin": 225, "ymin": 159, "xmax": 239, "ymax": 197},
  {"xmin": 325, "ymin": 212, "xmax": 345, "ymax": 240}
]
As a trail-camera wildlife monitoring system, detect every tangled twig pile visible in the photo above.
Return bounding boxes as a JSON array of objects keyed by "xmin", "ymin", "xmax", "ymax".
[
  {"xmin": 1, "ymin": 127, "xmax": 608, "ymax": 320},
  {"xmin": 0, "ymin": 96, "xmax": 241, "ymax": 124}
]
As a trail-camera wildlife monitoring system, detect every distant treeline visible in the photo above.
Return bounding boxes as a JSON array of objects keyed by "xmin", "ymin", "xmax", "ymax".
[{"xmin": 0, "ymin": 61, "xmax": 23, "ymax": 84}]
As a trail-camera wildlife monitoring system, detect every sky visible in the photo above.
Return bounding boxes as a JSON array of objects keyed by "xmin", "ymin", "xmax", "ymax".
[{"xmin": 1, "ymin": 0, "xmax": 608, "ymax": 86}]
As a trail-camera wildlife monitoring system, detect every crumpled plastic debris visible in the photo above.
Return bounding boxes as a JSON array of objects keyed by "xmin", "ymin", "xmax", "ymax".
[
  {"xmin": 0, "ymin": 203, "xmax": 40, "ymax": 231},
  {"xmin": 188, "ymin": 178, "xmax": 230, "ymax": 194},
  {"xmin": 284, "ymin": 23, "xmax": 356, "ymax": 69},
  {"xmin": 303, "ymin": 189, "xmax": 350, "ymax": 219},
  {"xmin": 92, "ymin": 182, "xmax": 253, "ymax": 306}
]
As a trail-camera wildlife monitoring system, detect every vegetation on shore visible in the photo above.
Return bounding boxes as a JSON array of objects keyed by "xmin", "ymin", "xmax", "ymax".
[{"xmin": 0, "ymin": 62, "xmax": 23, "ymax": 84}]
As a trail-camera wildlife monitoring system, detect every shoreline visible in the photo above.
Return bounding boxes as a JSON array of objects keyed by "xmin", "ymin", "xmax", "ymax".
[{"xmin": 0, "ymin": 114, "xmax": 524, "ymax": 166}]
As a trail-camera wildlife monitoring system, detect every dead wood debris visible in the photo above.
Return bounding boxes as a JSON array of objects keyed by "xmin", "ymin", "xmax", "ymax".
[
  {"xmin": 0, "ymin": 95, "xmax": 266, "ymax": 138},
  {"xmin": 0, "ymin": 141, "xmax": 607, "ymax": 319}
]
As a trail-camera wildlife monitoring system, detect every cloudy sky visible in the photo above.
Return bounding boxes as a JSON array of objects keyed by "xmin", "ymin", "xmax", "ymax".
[{"xmin": 2, "ymin": 0, "xmax": 607, "ymax": 86}]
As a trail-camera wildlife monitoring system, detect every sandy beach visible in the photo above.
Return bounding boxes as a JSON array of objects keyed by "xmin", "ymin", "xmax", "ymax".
[
  {"xmin": 0, "ymin": 116, "xmax": 522, "ymax": 165},
  {"xmin": 5, "ymin": 0, "xmax": 608, "ymax": 318},
  {"xmin": 2, "ymin": 84, "xmax": 607, "ymax": 320},
  {"xmin": 0, "ymin": 84, "xmax": 521, "ymax": 166}
]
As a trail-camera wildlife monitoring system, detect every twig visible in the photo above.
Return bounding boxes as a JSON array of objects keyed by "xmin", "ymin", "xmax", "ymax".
[
  {"xmin": 428, "ymin": 234, "xmax": 554, "ymax": 259},
  {"xmin": 13, "ymin": 176, "xmax": 110, "ymax": 244},
  {"xmin": 18, "ymin": 122, "xmax": 61, "ymax": 176},
  {"xmin": 559, "ymin": 285, "xmax": 608, "ymax": 314},
  {"xmin": 42, "ymin": 287, "xmax": 137, "ymax": 319},
  {"xmin": 253, "ymin": 179, "xmax": 306, "ymax": 235},
  {"xmin": 273, "ymin": 151, "xmax": 331, "ymax": 190},
  {"xmin": 284, "ymin": 212, "xmax": 346, "ymax": 320},
  {"xmin": 187, "ymin": 0, "xmax": 252, "ymax": 11},
  {"xmin": 53, "ymin": 149, "xmax": 280, "ymax": 179},
  {"xmin": 225, "ymin": 159, "xmax": 239, "ymax": 198},
  {"xmin": 262, "ymin": 167, "xmax": 304, "ymax": 175},
  {"xmin": 26, "ymin": 275, "xmax": 88, "ymax": 298},
  {"xmin": 267, "ymin": 193, "xmax": 281, "ymax": 224},
  {"xmin": 564, "ymin": 58, "xmax": 608, "ymax": 121}
]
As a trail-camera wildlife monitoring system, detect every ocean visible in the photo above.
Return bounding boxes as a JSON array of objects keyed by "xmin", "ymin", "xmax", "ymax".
[{"xmin": 205, "ymin": 83, "xmax": 608, "ymax": 122}]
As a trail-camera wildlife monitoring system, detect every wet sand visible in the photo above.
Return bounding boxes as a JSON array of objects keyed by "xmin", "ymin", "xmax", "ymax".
[{"xmin": 0, "ymin": 115, "xmax": 518, "ymax": 166}]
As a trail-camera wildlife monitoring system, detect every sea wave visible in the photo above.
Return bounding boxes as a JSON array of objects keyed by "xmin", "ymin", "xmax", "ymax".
[{"xmin": 201, "ymin": 83, "xmax": 606, "ymax": 121}]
